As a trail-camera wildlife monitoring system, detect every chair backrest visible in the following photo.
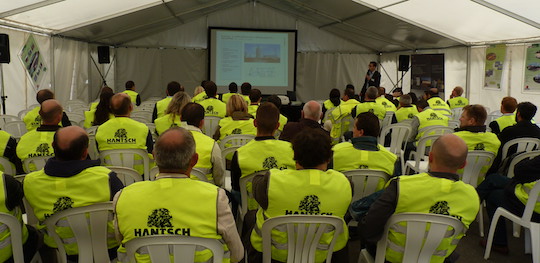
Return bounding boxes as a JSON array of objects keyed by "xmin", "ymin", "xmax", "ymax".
[
  {"xmin": 18, "ymin": 108, "xmax": 33, "ymax": 119},
  {"xmin": 149, "ymin": 166, "xmax": 159, "ymax": 181},
  {"xmin": 218, "ymin": 134, "xmax": 255, "ymax": 150},
  {"xmin": 447, "ymin": 120, "xmax": 460, "ymax": 130},
  {"xmin": 451, "ymin": 107, "xmax": 463, "ymax": 121},
  {"xmin": 379, "ymin": 123, "xmax": 411, "ymax": 155},
  {"xmin": 239, "ymin": 172, "xmax": 261, "ymax": 217},
  {"xmin": 507, "ymin": 150, "xmax": 540, "ymax": 178},
  {"xmin": 130, "ymin": 111, "xmax": 152, "ymax": 123},
  {"xmin": 374, "ymin": 213, "xmax": 465, "ymax": 263},
  {"xmin": 107, "ymin": 166, "xmax": 142, "ymax": 186},
  {"xmin": 418, "ymin": 125, "xmax": 453, "ymax": 138},
  {"xmin": 0, "ymin": 115, "xmax": 21, "ymax": 129},
  {"xmin": 408, "ymin": 135, "xmax": 441, "ymax": 171},
  {"xmin": 432, "ymin": 108, "xmax": 452, "ymax": 117},
  {"xmin": 202, "ymin": 116, "xmax": 222, "ymax": 137},
  {"xmin": 23, "ymin": 156, "xmax": 50, "ymax": 173},
  {"xmin": 125, "ymin": 235, "xmax": 224, "ymax": 263},
  {"xmin": 99, "ymin": 149, "xmax": 151, "ymax": 181},
  {"xmin": 381, "ymin": 112, "xmax": 394, "ymax": 129},
  {"xmin": 501, "ymin": 137, "xmax": 540, "ymax": 160},
  {"xmin": 458, "ymin": 151, "xmax": 495, "ymax": 187},
  {"xmin": 520, "ymin": 179, "xmax": 540, "ymax": 222},
  {"xmin": 44, "ymin": 202, "xmax": 114, "ymax": 263},
  {"xmin": 0, "ymin": 212, "xmax": 25, "ymax": 263},
  {"xmin": 0, "ymin": 157, "xmax": 16, "ymax": 175},
  {"xmin": 4, "ymin": 121, "xmax": 27, "ymax": 139},
  {"xmin": 342, "ymin": 169, "xmax": 390, "ymax": 202},
  {"xmin": 261, "ymin": 215, "xmax": 344, "ymax": 263},
  {"xmin": 66, "ymin": 112, "xmax": 85, "ymax": 123},
  {"xmin": 190, "ymin": 168, "xmax": 209, "ymax": 182}
]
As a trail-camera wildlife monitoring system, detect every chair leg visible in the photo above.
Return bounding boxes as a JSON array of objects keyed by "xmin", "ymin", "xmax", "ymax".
[
  {"xmin": 513, "ymin": 223, "xmax": 521, "ymax": 238},
  {"xmin": 484, "ymin": 211, "xmax": 503, "ymax": 259},
  {"xmin": 477, "ymin": 205, "xmax": 484, "ymax": 237},
  {"xmin": 529, "ymin": 224, "xmax": 540, "ymax": 263}
]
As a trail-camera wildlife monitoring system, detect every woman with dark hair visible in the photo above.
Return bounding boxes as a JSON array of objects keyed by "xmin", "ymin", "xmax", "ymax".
[
  {"xmin": 89, "ymin": 86, "xmax": 113, "ymax": 111},
  {"xmin": 408, "ymin": 92, "xmax": 419, "ymax": 105},
  {"xmin": 322, "ymin": 88, "xmax": 342, "ymax": 119},
  {"xmin": 84, "ymin": 89, "xmax": 114, "ymax": 128}
]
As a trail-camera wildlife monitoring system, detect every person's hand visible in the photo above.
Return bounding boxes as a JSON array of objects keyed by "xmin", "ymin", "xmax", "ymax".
[{"xmin": 365, "ymin": 74, "xmax": 371, "ymax": 80}]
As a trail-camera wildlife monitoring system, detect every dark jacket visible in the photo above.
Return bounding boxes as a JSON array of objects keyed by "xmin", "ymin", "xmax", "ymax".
[{"xmin": 279, "ymin": 118, "xmax": 327, "ymax": 142}]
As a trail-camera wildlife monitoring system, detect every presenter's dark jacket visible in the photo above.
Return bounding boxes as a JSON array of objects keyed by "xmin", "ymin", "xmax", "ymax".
[{"xmin": 360, "ymin": 70, "xmax": 381, "ymax": 100}]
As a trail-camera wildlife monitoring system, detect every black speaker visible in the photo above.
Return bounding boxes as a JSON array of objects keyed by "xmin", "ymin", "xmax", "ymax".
[
  {"xmin": 97, "ymin": 46, "xmax": 110, "ymax": 64},
  {"xmin": 398, "ymin": 55, "xmax": 409, "ymax": 71},
  {"xmin": 0, "ymin": 34, "xmax": 10, "ymax": 64}
]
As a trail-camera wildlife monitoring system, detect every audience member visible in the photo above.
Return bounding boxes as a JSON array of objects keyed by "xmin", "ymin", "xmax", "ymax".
[
  {"xmin": 394, "ymin": 94, "xmax": 419, "ymax": 122},
  {"xmin": 265, "ymin": 95, "xmax": 288, "ymax": 131},
  {"xmin": 280, "ymin": 100, "xmax": 326, "ymax": 142},
  {"xmin": 360, "ymin": 134, "xmax": 479, "ymax": 262},
  {"xmin": 351, "ymin": 86, "xmax": 386, "ymax": 120},
  {"xmin": 221, "ymin": 82, "xmax": 238, "ymax": 104},
  {"xmin": 248, "ymin": 89, "xmax": 262, "ymax": 116},
  {"xmin": 122, "ymin": 80, "xmax": 141, "ymax": 106},
  {"xmin": 89, "ymin": 86, "xmax": 113, "ymax": 111},
  {"xmin": 152, "ymin": 81, "xmax": 183, "ymax": 122},
  {"xmin": 114, "ymin": 127, "xmax": 243, "ymax": 262},
  {"xmin": 375, "ymin": 87, "xmax": 397, "ymax": 112},
  {"xmin": 248, "ymin": 128, "xmax": 352, "ymax": 262},
  {"xmin": 329, "ymin": 86, "xmax": 360, "ymax": 140},
  {"xmin": 454, "ymin": 104, "xmax": 500, "ymax": 155},
  {"xmin": 24, "ymin": 126, "xmax": 123, "ymax": 261},
  {"xmin": 240, "ymin": 82, "xmax": 252, "ymax": 104},
  {"xmin": 447, "ymin": 86, "xmax": 469, "ymax": 109},
  {"xmin": 322, "ymin": 88, "xmax": 342, "ymax": 117},
  {"xmin": 489, "ymin": 96, "xmax": 517, "ymax": 136},
  {"xmin": 192, "ymin": 85, "xmax": 207, "ymax": 103},
  {"xmin": 84, "ymin": 88, "xmax": 114, "ymax": 128},
  {"xmin": 180, "ymin": 102, "xmax": 225, "ymax": 186},
  {"xmin": 213, "ymin": 94, "xmax": 256, "ymax": 141},
  {"xmin": 408, "ymin": 100, "xmax": 449, "ymax": 142},
  {"xmin": 154, "ymin": 91, "xmax": 191, "ymax": 135},
  {"xmin": 198, "ymin": 80, "xmax": 226, "ymax": 118},
  {"xmin": 23, "ymin": 89, "xmax": 71, "ymax": 131},
  {"xmin": 425, "ymin": 87, "xmax": 451, "ymax": 112}
]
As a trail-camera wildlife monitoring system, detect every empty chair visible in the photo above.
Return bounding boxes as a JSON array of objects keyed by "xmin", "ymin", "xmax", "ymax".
[
  {"xmin": 405, "ymin": 135, "xmax": 441, "ymax": 174},
  {"xmin": 359, "ymin": 213, "xmax": 466, "ymax": 263},
  {"xmin": 4, "ymin": 121, "xmax": 27, "ymax": 139},
  {"xmin": 99, "ymin": 149, "xmax": 151, "ymax": 181},
  {"xmin": 106, "ymin": 166, "xmax": 142, "ymax": 186},
  {"xmin": 261, "ymin": 215, "xmax": 344, "ymax": 263},
  {"xmin": 125, "ymin": 235, "xmax": 225, "ymax": 263},
  {"xmin": 0, "ymin": 115, "xmax": 20, "ymax": 129},
  {"xmin": 500, "ymin": 137, "xmax": 540, "ymax": 161},
  {"xmin": 203, "ymin": 116, "xmax": 222, "ymax": 137},
  {"xmin": 44, "ymin": 202, "xmax": 116, "ymax": 263},
  {"xmin": 23, "ymin": 156, "xmax": 50, "ymax": 173}
]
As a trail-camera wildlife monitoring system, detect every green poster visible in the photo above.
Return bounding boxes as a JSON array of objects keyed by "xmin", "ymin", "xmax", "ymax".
[
  {"xmin": 523, "ymin": 44, "xmax": 540, "ymax": 92},
  {"xmin": 484, "ymin": 44, "xmax": 506, "ymax": 89},
  {"xmin": 20, "ymin": 35, "xmax": 47, "ymax": 89}
]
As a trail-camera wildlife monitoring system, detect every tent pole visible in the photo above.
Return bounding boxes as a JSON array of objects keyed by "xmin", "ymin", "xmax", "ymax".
[{"xmin": 0, "ymin": 64, "xmax": 6, "ymax": 115}]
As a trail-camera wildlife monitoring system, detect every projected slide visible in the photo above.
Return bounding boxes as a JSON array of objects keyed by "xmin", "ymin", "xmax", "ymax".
[{"xmin": 209, "ymin": 28, "xmax": 297, "ymax": 94}]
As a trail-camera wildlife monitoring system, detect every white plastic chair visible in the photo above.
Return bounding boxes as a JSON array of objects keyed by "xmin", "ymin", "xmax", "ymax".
[
  {"xmin": 379, "ymin": 123, "xmax": 411, "ymax": 173},
  {"xmin": 4, "ymin": 121, "xmax": 27, "ymax": 139},
  {"xmin": 23, "ymin": 156, "xmax": 50, "ymax": 173},
  {"xmin": 432, "ymin": 108, "xmax": 452, "ymax": 117},
  {"xmin": 381, "ymin": 112, "xmax": 394, "ymax": 130},
  {"xmin": 0, "ymin": 115, "xmax": 21, "ymax": 129},
  {"xmin": 239, "ymin": 172, "xmax": 261, "ymax": 219},
  {"xmin": 0, "ymin": 212, "xmax": 25, "ymax": 263},
  {"xmin": 456, "ymin": 151, "xmax": 495, "ymax": 237},
  {"xmin": 342, "ymin": 169, "xmax": 390, "ymax": 203},
  {"xmin": 447, "ymin": 120, "xmax": 460, "ymax": 129},
  {"xmin": 405, "ymin": 135, "xmax": 441, "ymax": 174},
  {"xmin": 18, "ymin": 108, "xmax": 34, "ymax": 120},
  {"xmin": 99, "ymin": 149, "xmax": 151, "ymax": 181},
  {"xmin": 44, "ymin": 202, "xmax": 115, "ymax": 263},
  {"xmin": 261, "ymin": 215, "xmax": 344, "ymax": 263},
  {"xmin": 66, "ymin": 112, "xmax": 85, "ymax": 124},
  {"xmin": 218, "ymin": 134, "xmax": 255, "ymax": 150},
  {"xmin": 359, "ymin": 213, "xmax": 466, "ymax": 263},
  {"xmin": 500, "ymin": 137, "xmax": 540, "ymax": 161},
  {"xmin": 417, "ymin": 125, "xmax": 453, "ymax": 138},
  {"xmin": 107, "ymin": 166, "xmax": 142, "ymax": 186},
  {"xmin": 203, "ymin": 116, "xmax": 222, "ymax": 137},
  {"xmin": 125, "ymin": 235, "xmax": 224, "ymax": 263},
  {"xmin": 131, "ymin": 111, "xmax": 152, "ymax": 123},
  {"xmin": 451, "ymin": 107, "xmax": 463, "ymax": 121},
  {"xmin": 484, "ymin": 179, "xmax": 540, "ymax": 262},
  {"xmin": 0, "ymin": 157, "xmax": 16, "ymax": 175}
]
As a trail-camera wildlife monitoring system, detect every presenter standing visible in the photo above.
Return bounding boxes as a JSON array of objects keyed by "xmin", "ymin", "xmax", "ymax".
[{"xmin": 360, "ymin": 61, "xmax": 381, "ymax": 102}]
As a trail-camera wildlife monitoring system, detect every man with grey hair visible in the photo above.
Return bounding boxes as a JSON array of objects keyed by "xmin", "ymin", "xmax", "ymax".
[
  {"xmin": 279, "ymin": 100, "xmax": 327, "ymax": 142},
  {"xmin": 114, "ymin": 127, "xmax": 244, "ymax": 262},
  {"xmin": 351, "ymin": 86, "xmax": 386, "ymax": 120},
  {"xmin": 394, "ymin": 94, "xmax": 419, "ymax": 122}
]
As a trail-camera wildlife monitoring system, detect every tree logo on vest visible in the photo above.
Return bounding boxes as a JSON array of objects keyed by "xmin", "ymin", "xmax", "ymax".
[
  {"xmin": 134, "ymin": 208, "xmax": 190, "ymax": 237},
  {"xmin": 435, "ymin": 100, "xmax": 442, "ymax": 105},
  {"xmin": 32, "ymin": 115, "xmax": 42, "ymax": 127},
  {"xmin": 206, "ymin": 105, "xmax": 218, "ymax": 115},
  {"xmin": 263, "ymin": 157, "xmax": 278, "ymax": 169},
  {"xmin": 368, "ymin": 109, "xmax": 374, "ymax": 113},
  {"xmin": 358, "ymin": 164, "xmax": 369, "ymax": 169},
  {"xmin": 427, "ymin": 112, "xmax": 443, "ymax": 120},
  {"xmin": 45, "ymin": 197, "xmax": 74, "ymax": 218},
  {"xmin": 232, "ymin": 128, "xmax": 242, "ymax": 134},
  {"xmin": 408, "ymin": 113, "xmax": 414, "ymax": 119},
  {"xmin": 474, "ymin": 143, "xmax": 485, "ymax": 150},
  {"xmin": 107, "ymin": 128, "xmax": 136, "ymax": 144},
  {"xmin": 458, "ymin": 99, "xmax": 463, "ymax": 104},
  {"xmin": 30, "ymin": 143, "xmax": 52, "ymax": 157},
  {"xmin": 170, "ymin": 123, "xmax": 179, "ymax": 129},
  {"xmin": 285, "ymin": 195, "xmax": 333, "ymax": 215},
  {"xmin": 382, "ymin": 102, "xmax": 387, "ymax": 106},
  {"xmin": 429, "ymin": 201, "xmax": 463, "ymax": 221}
]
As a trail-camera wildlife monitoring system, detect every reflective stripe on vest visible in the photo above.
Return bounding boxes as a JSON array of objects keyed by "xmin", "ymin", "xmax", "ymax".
[
  {"xmin": 386, "ymin": 173, "xmax": 479, "ymax": 263},
  {"xmin": 115, "ymin": 177, "xmax": 230, "ymax": 263},
  {"xmin": 156, "ymin": 97, "xmax": 173, "ymax": 119},
  {"xmin": 237, "ymin": 140, "xmax": 295, "ymax": 210},
  {"xmin": 0, "ymin": 131, "xmax": 12, "ymax": 172},
  {"xmin": 332, "ymin": 142, "xmax": 397, "ymax": 177},
  {"xmin": 191, "ymin": 131, "xmax": 215, "ymax": 182},
  {"xmin": 0, "ymin": 173, "xmax": 29, "ymax": 262},
  {"xmin": 416, "ymin": 109, "xmax": 449, "ymax": 140},
  {"xmin": 495, "ymin": 114, "xmax": 516, "ymax": 132},
  {"xmin": 23, "ymin": 166, "xmax": 114, "ymax": 254},
  {"xmin": 448, "ymin": 97, "xmax": 469, "ymax": 109},
  {"xmin": 123, "ymin": 90, "xmax": 139, "ymax": 104},
  {"xmin": 250, "ymin": 169, "xmax": 351, "ymax": 263},
  {"xmin": 199, "ymin": 98, "xmax": 226, "ymax": 118},
  {"xmin": 428, "ymin": 97, "xmax": 450, "ymax": 111},
  {"xmin": 375, "ymin": 97, "xmax": 397, "ymax": 112},
  {"xmin": 23, "ymin": 107, "xmax": 41, "ymax": 131},
  {"xmin": 395, "ymin": 106, "xmax": 419, "ymax": 123},
  {"xmin": 354, "ymin": 102, "xmax": 386, "ymax": 119},
  {"xmin": 154, "ymin": 114, "xmax": 182, "ymax": 135},
  {"xmin": 218, "ymin": 118, "xmax": 256, "ymax": 141}
]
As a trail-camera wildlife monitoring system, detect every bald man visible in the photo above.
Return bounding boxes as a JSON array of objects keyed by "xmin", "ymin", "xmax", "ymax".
[
  {"xmin": 114, "ymin": 128, "xmax": 243, "ymax": 262},
  {"xmin": 279, "ymin": 100, "xmax": 327, "ymax": 142},
  {"xmin": 17, "ymin": 100, "xmax": 64, "ymax": 171},
  {"xmin": 360, "ymin": 134, "xmax": 480, "ymax": 262},
  {"xmin": 95, "ymin": 93, "xmax": 154, "ymax": 174},
  {"xmin": 24, "ymin": 126, "xmax": 123, "ymax": 260},
  {"xmin": 447, "ymin": 86, "xmax": 469, "ymax": 109},
  {"xmin": 22, "ymin": 89, "xmax": 71, "ymax": 131},
  {"xmin": 425, "ymin": 87, "xmax": 451, "ymax": 112}
]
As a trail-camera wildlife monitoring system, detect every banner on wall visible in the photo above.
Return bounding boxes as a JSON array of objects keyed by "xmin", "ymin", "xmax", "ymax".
[
  {"xmin": 484, "ymin": 44, "xmax": 506, "ymax": 89},
  {"xmin": 523, "ymin": 43, "xmax": 540, "ymax": 92},
  {"xmin": 19, "ymin": 35, "xmax": 47, "ymax": 90}
]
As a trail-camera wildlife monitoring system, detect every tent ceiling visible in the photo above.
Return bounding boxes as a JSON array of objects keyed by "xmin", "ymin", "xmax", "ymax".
[{"xmin": 0, "ymin": 0, "xmax": 539, "ymax": 52}]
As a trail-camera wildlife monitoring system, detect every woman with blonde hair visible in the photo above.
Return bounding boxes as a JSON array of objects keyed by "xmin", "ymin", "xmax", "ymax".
[
  {"xmin": 214, "ymin": 94, "xmax": 256, "ymax": 141},
  {"xmin": 154, "ymin": 91, "xmax": 191, "ymax": 135}
]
